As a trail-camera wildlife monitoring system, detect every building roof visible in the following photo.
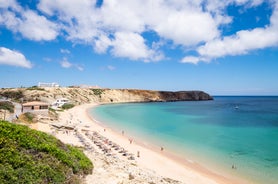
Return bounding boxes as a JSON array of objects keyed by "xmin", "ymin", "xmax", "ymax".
[
  {"xmin": 56, "ymin": 98, "xmax": 69, "ymax": 100},
  {"xmin": 22, "ymin": 101, "xmax": 49, "ymax": 106}
]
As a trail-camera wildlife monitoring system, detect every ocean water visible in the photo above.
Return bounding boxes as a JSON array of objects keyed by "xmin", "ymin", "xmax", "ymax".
[{"xmin": 90, "ymin": 96, "xmax": 278, "ymax": 184}]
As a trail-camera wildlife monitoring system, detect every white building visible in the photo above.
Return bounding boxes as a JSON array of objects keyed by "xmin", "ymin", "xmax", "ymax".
[
  {"xmin": 52, "ymin": 98, "xmax": 70, "ymax": 108},
  {"xmin": 38, "ymin": 82, "xmax": 59, "ymax": 88}
]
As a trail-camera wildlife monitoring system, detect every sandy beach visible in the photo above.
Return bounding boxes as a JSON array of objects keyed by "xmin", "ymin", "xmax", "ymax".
[{"xmin": 35, "ymin": 103, "xmax": 248, "ymax": 184}]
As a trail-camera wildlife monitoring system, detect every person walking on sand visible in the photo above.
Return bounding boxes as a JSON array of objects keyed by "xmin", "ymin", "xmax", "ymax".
[
  {"xmin": 232, "ymin": 164, "xmax": 237, "ymax": 169},
  {"xmin": 137, "ymin": 151, "xmax": 140, "ymax": 158}
]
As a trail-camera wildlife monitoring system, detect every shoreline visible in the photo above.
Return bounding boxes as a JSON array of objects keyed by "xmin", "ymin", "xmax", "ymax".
[
  {"xmin": 36, "ymin": 103, "xmax": 251, "ymax": 184},
  {"xmin": 87, "ymin": 103, "xmax": 251, "ymax": 184}
]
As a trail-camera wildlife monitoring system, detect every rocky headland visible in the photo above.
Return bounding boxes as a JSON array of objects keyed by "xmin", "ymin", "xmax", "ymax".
[{"xmin": 0, "ymin": 87, "xmax": 213, "ymax": 105}]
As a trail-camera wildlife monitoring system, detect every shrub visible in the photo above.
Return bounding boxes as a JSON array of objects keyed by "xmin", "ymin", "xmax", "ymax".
[
  {"xmin": 26, "ymin": 86, "xmax": 45, "ymax": 91},
  {"xmin": 91, "ymin": 89, "xmax": 104, "ymax": 98},
  {"xmin": 61, "ymin": 103, "xmax": 75, "ymax": 110},
  {"xmin": 0, "ymin": 121, "xmax": 93, "ymax": 184},
  {"xmin": 0, "ymin": 91, "xmax": 23, "ymax": 100},
  {"xmin": 0, "ymin": 101, "xmax": 14, "ymax": 113},
  {"xmin": 21, "ymin": 112, "xmax": 35, "ymax": 123}
]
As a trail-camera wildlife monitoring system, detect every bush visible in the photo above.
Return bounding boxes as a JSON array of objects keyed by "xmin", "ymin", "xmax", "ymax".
[
  {"xmin": 21, "ymin": 112, "xmax": 35, "ymax": 123},
  {"xmin": 26, "ymin": 86, "xmax": 45, "ymax": 91},
  {"xmin": 91, "ymin": 89, "xmax": 104, "ymax": 98},
  {"xmin": 0, "ymin": 101, "xmax": 14, "ymax": 113},
  {"xmin": 61, "ymin": 103, "xmax": 75, "ymax": 110},
  {"xmin": 0, "ymin": 91, "xmax": 23, "ymax": 100},
  {"xmin": 0, "ymin": 121, "xmax": 93, "ymax": 184}
]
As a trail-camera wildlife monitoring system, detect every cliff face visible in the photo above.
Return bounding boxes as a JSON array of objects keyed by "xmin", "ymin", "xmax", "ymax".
[
  {"xmin": 0, "ymin": 88, "xmax": 213, "ymax": 104},
  {"xmin": 158, "ymin": 91, "xmax": 213, "ymax": 101},
  {"xmin": 115, "ymin": 89, "xmax": 213, "ymax": 102}
]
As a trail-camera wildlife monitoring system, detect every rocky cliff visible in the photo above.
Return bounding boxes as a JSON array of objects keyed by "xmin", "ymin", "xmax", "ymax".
[{"xmin": 0, "ymin": 87, "xmax": 213, "ymax": 104}]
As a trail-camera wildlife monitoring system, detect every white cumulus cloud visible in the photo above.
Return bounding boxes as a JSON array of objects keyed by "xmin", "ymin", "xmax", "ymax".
[
  {"xmin": 1, "ymin": 0, "xmax": 278, "ymax": 64},
  {"xmin": 111, "ymin": 32, "xmax": 151, "ymax": 61},
  {"xmin": 0, "ymin": 47, "xmax": 32, "ymax": 68},
  {"xmin": 183, "ymin": 2, "xmax": 278, "ymax": 63},
  {"xmin": 181, "ymin": 56, "xmax": 204, "ymax": 65},
  {"xmin": 37, "ymin": 0, "xmax": 222, "ymax": 61},
  {"xmin": 151, "ymin": 6, "xmax": 219, "ymax": 46},
  {"xmin": 60, "ymin": 49, "xmax": 71, "ymax": 54},
  {"xmin": 60, "ymin": 57, "xmax": 83, "ymax": 71},
  {"xmin": 60, "ymin": 58, "xmax": 72, "ymax": 68},
  {"xmin": 93, "ymin": 33, "xmax": 112, "ymax": 54},
  {"xmin": 198, "ymin": 27, "xmax": 278, "ymax": 59},
  {"xmin": 0, "ymin": 0, "xmax": 58, "ymax": 41}
]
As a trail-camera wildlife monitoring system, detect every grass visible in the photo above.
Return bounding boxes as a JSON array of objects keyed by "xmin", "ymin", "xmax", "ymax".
[{"xmin": 0, "ymin": 121, "xmax": 93, "ymax": 184}]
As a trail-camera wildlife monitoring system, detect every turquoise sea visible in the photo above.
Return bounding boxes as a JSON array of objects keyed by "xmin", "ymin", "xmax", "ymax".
[{"xmin": 90, "ymin": 96, "xmax": 278, "ymax": 184}]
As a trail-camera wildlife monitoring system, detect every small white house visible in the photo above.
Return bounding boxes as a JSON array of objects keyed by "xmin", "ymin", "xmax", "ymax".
[{"xmin": 52, "ymin": 98, "xmax": 70, "ymax": 108}]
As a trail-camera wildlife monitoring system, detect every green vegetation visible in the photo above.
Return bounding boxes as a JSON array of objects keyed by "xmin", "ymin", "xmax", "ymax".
[
  {"xmin": 91, "ymin": 89, "xmax": 104, "ymax": 98},
  {"xmin": 0, "ymin": 101, "xmax": 14, "ymax": 113},
  {"xmin": 20, "ymin": 112, "xmax": 36, "ymax": 123},
  {"xmin": 26, "ymin": 86, "xmax": 45, "ymax": 91},
  {"xmin": 61, "ymin": 103, "xmax": 75, "ymax": 110},
  {"xmin": 0, "ymin": 90, "xmax": 24, "ymax": 100},
  {"xmin": 0, "ymin": 121, "xmax": 93, "ymax": 184}
]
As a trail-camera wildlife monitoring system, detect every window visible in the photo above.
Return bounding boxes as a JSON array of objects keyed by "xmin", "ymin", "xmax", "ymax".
[{"xmin": 40, "ymin": 106, "xmax": 48, "ymax": 110}]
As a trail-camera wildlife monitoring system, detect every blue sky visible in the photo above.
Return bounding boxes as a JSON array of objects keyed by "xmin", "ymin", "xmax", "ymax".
[{"xmin": 0, "ymin": 0, "xmax": 278, "ymax": 95}]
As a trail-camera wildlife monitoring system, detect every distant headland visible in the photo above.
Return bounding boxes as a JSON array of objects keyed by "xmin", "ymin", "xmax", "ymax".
[{"xmin": 0, "ymin": 87, "xmax": 213, "ymax": 105}]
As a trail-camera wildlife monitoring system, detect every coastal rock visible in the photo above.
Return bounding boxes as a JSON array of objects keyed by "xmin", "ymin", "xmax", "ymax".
[{"xmin": 158, "ymin": 90, "xmax": 213, "ymax": 101}]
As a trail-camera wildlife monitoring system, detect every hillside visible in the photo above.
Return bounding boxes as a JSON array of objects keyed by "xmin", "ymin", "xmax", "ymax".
[
  {"xmin": 0, "ymin": 87, "xmax": 213, "ymax": 105},
  {"xmin": 0, "ymin": 120, "xmax": 93, "ymax": 184}
]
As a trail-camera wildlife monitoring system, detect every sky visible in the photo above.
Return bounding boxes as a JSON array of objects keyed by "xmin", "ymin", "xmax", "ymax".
[{"xmin": 0, "ymin": 0, "xmax": 278, "ymax": 95}]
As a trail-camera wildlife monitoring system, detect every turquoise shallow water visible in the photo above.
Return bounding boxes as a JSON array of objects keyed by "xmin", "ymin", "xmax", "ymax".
[{"xmin": 90, "ymin": 96, "xmax": 278, "ymax": 184}]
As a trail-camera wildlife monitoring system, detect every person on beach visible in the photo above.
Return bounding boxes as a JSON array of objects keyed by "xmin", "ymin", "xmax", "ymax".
[
  {"xmin": 129, "ymin": 138, "xmax": 133, "ymax": 144},
  {"xmin": 161, "ymin": 147, "xmax": 164, "ymax": 151},
  {"xmin": 137, "ymin": 151, "xmax": 140, "ymax": 158},
  {"xmin": 122, "ymin": 130, "xmax": 124, "ymax": 135}
]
